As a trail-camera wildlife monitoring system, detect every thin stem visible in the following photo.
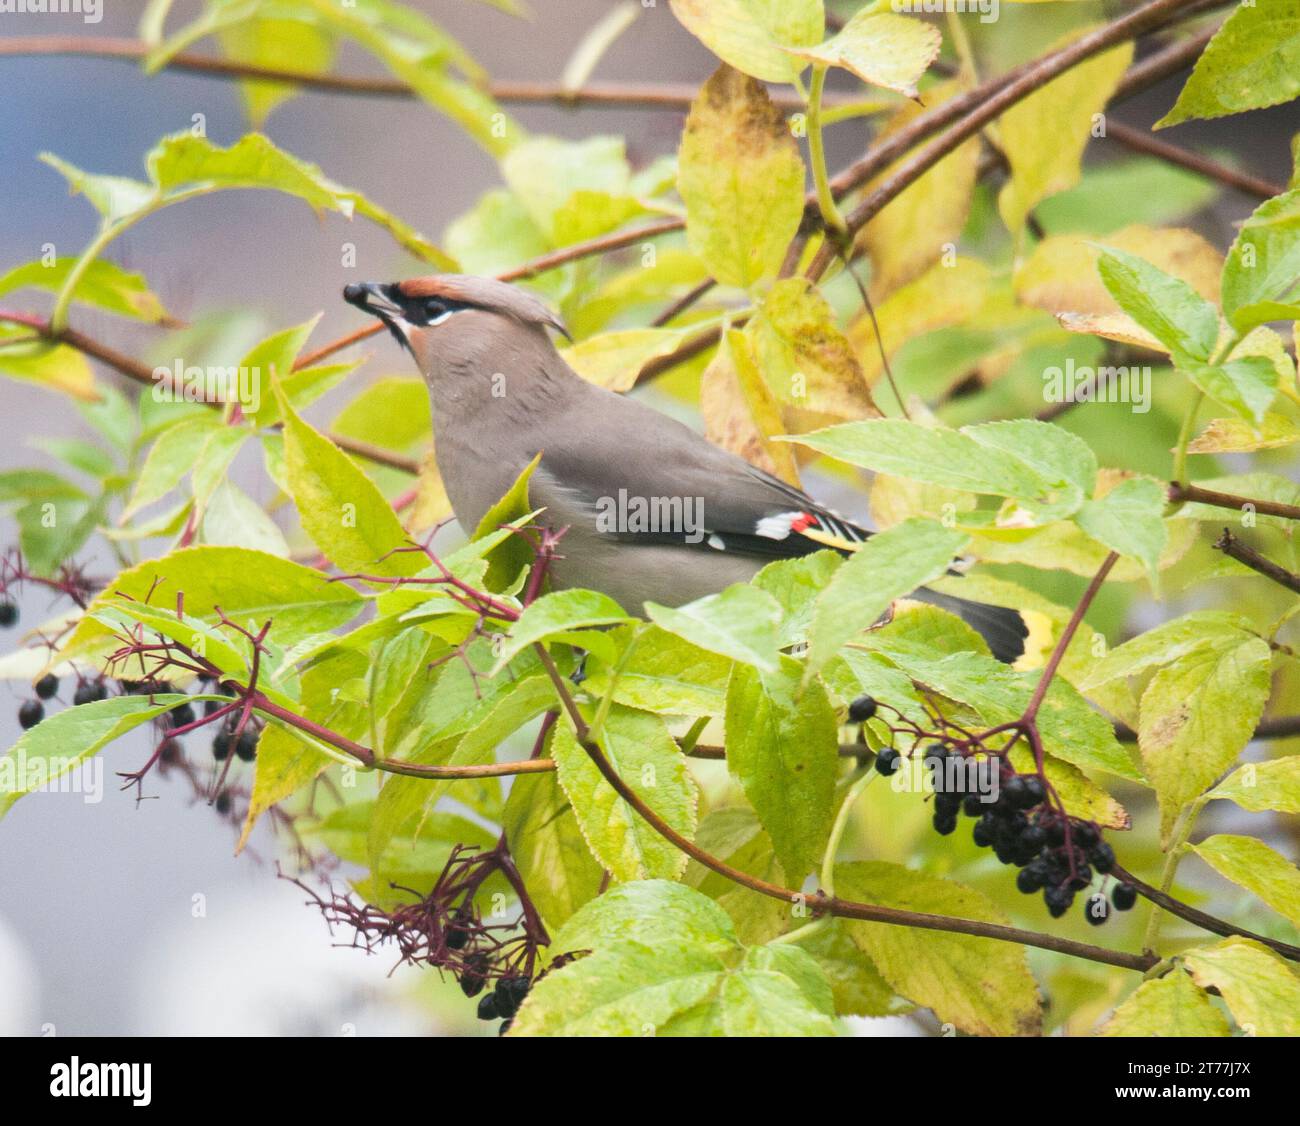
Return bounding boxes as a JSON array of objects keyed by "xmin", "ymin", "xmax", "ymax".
[
  {"xmin": 1024, "ymin": 552, "xmax": 1119, "ymax": 724},
  {"xmin": 807, "ymin": 65, "xmax": 847, "ymax": 236},
  {"xmin": 1214, "ymin": 529, "xmax": 1300, "ymax": 594},
  {"xmin": 1171, "ymin": 389, "xmax": 1204, "ymax": 487},
  {"xmin": 1167, "ymin": 482, "xmax": 1300, "ymax": 523}
]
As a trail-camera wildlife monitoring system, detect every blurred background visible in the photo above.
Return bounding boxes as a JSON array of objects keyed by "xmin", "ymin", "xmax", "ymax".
[{"xmin": 0, "ymin": 1, "xmax": 1294, "ymax": 1035}]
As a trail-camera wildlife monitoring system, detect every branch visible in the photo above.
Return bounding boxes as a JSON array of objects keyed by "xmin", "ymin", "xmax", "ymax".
[
  {"xmin": 807, "ymin": 0, "xmax": 1211, "ymax": 280},
  {"xmin": 0, "ymin": 36, "xmax": 850, "ymax": 113},
  {"xmin": 1112, "ymin": 862, "xmax": 1300, "ymax": 963},
  {"xmin": 1213, "ymin": 529, "xmax": 1300, "ymax": 594},
  {"xmin": 530, "ymin": 639, "xmax": 1154, "ymax": 973},
  {"xmin": 1168, "ymin": 482, "xmax": 1300, "ymax": 522},
  {"xmin": 0, "ymin": 311, "xmax": 422, "ymax": 475},
  {"xmin": 1106, "ymin": 120, "xmax": 1284, "ymax": 201}
]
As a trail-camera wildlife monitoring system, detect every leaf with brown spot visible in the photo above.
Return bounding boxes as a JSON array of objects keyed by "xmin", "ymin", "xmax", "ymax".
[{"xmin": 677, "ymin": 66, "xmax": 806, "ymax": 290}]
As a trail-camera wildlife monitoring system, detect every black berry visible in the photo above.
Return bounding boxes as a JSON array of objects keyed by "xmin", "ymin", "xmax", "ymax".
[
  {"xmin": 848, "ymin": 694, "xmax": 877, "ymax": 723},
  {"xmin": 158, "ymin": 738, "xmax": 181, "ymax": 765},
  {"xmin": 214, "ymin": 791, "xmax": 233, "ymax": 816},
  {"xmin": 933, "ymin": 810, "xmax": 958, "ymax": 836},
  {"xmin": 1085, "ymin": 893, "xmax": 1110, "ymax": 925},
  {"xmin": 18, "ymin": 699, "xmax": 43, "ymax": 729},
  {"xmin": 1016, "ymin": 865, "xmax": 1045, "ymax": 894},
  {"xmin": 169, "ymin": 701, "xmax": 196, "ymax": 729},
  {"xmin": 235, "ymin": 727, "xmax": 258, "ymax": 762},
  {"xmin": 1089, "ymin": 841, "xmax": 1115, "ymax": 874},
  {"xmin": 73, "ymin": 679, "xmax": 108, "ymax": 706},
  {"xmin": 1044, "ymin": 885, "xmax": 1073, "ymax": 918},
  {"xmin": 494, "ymin": 977, "xmax": 529, "ymax": 1017},
  {"xmin": 34, "ymin": 674, "xmax": 58, "ymax": 700},
  {"xmin": 875, "ymin": 748, "xmax": 901, "ymax": 776},
  {"xmin": 1111, "ymin": 882, "xmax": 1138, "ymax": 911},
  {"xmin": 1021, "ymin": 776, "xmax": 1046, "ymax": 806},
  {"xmin": 477, "ymin": 992, "xmax": 500, "ymax": 1021},
  {"xmin": 498, "ymin": 1019, "xmax": 513, "ymax": 1036},
  {"xmin": 212, "ymin": 730, "xmax": 231, "ymax": 761},
  {"xmin": 0, "ymin": 601, "xmax": 17, "ymax": 628}
]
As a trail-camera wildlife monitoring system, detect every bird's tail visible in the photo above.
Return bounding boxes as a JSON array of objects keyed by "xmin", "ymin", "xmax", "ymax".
[{"xmin": 910, "ymin": 589, "xmax": 1029, "ymax": 665}]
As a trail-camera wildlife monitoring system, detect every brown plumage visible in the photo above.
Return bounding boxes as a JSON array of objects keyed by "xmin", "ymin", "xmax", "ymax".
[{"xmin": 342, "ymin": 275, "xmax": 1028, "ymax": 662}]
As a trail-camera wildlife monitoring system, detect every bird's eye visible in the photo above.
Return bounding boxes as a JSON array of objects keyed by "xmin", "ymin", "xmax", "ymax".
[{"xmin": 424, "ymin": 299, "xmax": 454, "ymax": 326}]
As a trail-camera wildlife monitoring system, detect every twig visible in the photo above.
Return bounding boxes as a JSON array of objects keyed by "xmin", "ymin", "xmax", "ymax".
[
  {"xmin": 531, "ymin": 636, "xmax": 1153, "ymax": 972},
  {"xmin": 1213, "ymin": 529, "xmax": 1300, "ymax": 594},
  {"xmin": 1106, "ymin": 120, "xmax": 1284, "ymax": 201},
  {"xmin": 1112, "ymin": 862, "xmax": 1300, "ymax": 963},
  {"xmin": 1168, "ymin": 482, "xmax": 1300, "ymax": 522},
  {"xmin": 807, "ymin": 0, "xmax": 1210, "ymax": 280}
]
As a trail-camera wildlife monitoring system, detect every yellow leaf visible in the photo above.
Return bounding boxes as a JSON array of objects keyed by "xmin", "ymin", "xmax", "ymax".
[
  {"xmin": 560, "ymin": 328, "xmax": 688, "ymax": 392},
  {"xmin": 1099, "ymin": 970, "xmax": 1229, "ymax": 1037},
  {"xmin": 407, "ymin": 447, "xmax": 454, "ymax": 534},
  {"xmin": 1183, "ymin": 938, "xmax": 1300, "ymax": 1036},
  {"xmin": 1057, "ymin": 311, "xmax": 1167, "ymax": 353},
  {"xmin": 1017, "ymin": 225, "xmax": 1222, "ymax": 316},
  {"xmin": 836, "ymin": 861, "xmax": 1043, "ymax": 1036},
  {"xmin": 782, "ymin": 11, "xmax": 940, "ymax": 98},
  {"xmin": 1188, "ymin": 412, "xmax": 1300, "ymax": 453},
  {"xmin": 750, "ymin": 277, "xmax": 879, "ymax": 420},
  {"xmin": 701, "ymin": 328, "xmax": 801, "ymax": 485},
  {"xmin": 998, "ymin": 34, "xmax": 1134, "ymax": 236},
  {"xmin": 849, "ymin": 258, "xmax": 991, "ymax": 385},
  {"xmin": 858, "ymin": 82, "xmax": 981, "ymax": 297},
  {"xmin": 678, "ymin": 65, "xmax": 806, "ymax": 289}
]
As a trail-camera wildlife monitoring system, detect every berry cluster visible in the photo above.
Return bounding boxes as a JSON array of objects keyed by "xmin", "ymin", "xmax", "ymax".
[{"xmin": 853, "ymin": 695, "xmax": 1139, "ymax": 927}]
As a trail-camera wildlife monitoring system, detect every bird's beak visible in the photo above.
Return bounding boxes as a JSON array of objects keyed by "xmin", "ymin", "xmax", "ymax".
[{"xmin": 343, "ymin": 281, "xmax": 404, "ymax": 325}]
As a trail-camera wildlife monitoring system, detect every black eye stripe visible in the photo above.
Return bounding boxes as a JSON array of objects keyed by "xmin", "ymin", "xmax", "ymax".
[{"xmin": 400, "ymin": 295, "xmax": 472, "ymax": 325}]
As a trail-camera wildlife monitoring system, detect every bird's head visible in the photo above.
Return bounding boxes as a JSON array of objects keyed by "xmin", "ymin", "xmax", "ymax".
[{"xmin": 342, "ymin": 275, "xmax": 569, "ymax": 380}]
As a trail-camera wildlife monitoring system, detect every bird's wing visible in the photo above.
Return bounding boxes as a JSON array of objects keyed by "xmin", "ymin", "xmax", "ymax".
[{"xmin": 530, "ymin": 384, "xmax": 870, "ymax": 562}]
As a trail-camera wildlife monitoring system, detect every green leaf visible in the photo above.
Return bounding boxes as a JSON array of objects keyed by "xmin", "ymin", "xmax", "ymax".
[
  {"xmin": 239, "ymin": 720, "xmax": 335, "ymax": 851},
  {"xmin": 238, "ymin": 317, "xmax": 323, "ymax": 426},
  {"xmin": 551, "ymin": 706, "xmax": 698, "ymax": 882},
  {"xmin": 60, "ymin": 546, "xmax": 363, "ymax": 661},
  {"xmin": 1138, "ymin": 636, "xmax": 1273, "ymax": 843},
  {"xmin": 1210, "ymin": 757, "xmax": 1300, "ymax": 814},
  {"xmin": 1080, "ymin": 611, "xmax": 1255, "ymax": 689},
  {"xmin": 668, "ymin": 0, "xmax": 824, "ymax": 84},
  {"xmin": 1074, "ymin": 477, "xmax": 1168, "ymax": 582},
  {"xmin": 752, "ymin": 550, "xmax": 842, "ymax": 648},
  {"xmin": 1220, "ymin": 189, "xmax": 1300, "ymax": 335},
  {"xmin": 1095, "ymin": 246, "xmax": 1219, "ymax": 362},
  {"xmin": 581, "ymin": 625, "xmax": 731, "ymax": 717},
  {"xmin": 515, "ymin": 880, "xmax": 837, "ymax": 1036},
  {"xmin": 550, "ymin": 879, "xmax": 739, "ymax": 958},
  {"xmin": 201, "ymin": 481, "xmax": 290, "ymax": 557},
  {"xmin": 46, "ymin": 132, "xmax": 453, "ymax": 267},
  {"xmin": 1099, "ymin": 970, "xmax": 1229, "ymax": 1037},
  {"xmin": 997, "ymin": 36, "xmax": 1133, "ymax": 235},
  {"xmin": 501, "ymin": 767, "xmax": 604, "ymax": 932},
  {"xmin": 0, "ymin": 257, "xmax": 167, "ymax": 322},
  {"xmin": 1191, "ymin": 834, "xmax": 1300, "ymax": 930},
  {"xmin": 805, "ymin": 518, "xmax": 967, "ymax": 677},
  {"xmin": 1157, "ymin": 1, "xmax": 1300, "ymax": 128},
  {"xmin": 276, "ymin": 382, "xmax": 422, "ymax": 579},
  {"xmin": 1183, "ymin": 354, "xmax": 1279, "ymax": 424},
  {"xmin": 494, "ymin": 589, "xmax": 631, "ymax": 670},
  {"xmin": 725, "ymin": 656, "xmax": 838, "ymax": 881},
  {"xmin": 646, "ymin": 584, "xmax": 783, "ymax": 673},
  {"xmin": 677, "ymin": 65, "xmax": 806, "ymax": 289},
  {"xmin": 835, "ymin": 861, "xmax": 1042, "ymax": 1037},
  {"xmin": 472, "ymin": 453, "xmax": 542, "ymax": 591},
  {"xmin": 218, "ymin": 14, "xmax": 337, "ymax": 126},
  {"xmin": 782, "ymin": 11, "xmax": 939, "ymax": 97},
  {"xmin": 501, "ymin": 135, "xmax": 641, "ymax": 244},
  {"xmin": 0, "ymin": 694, "xmax": 189, "ymax": 816},
  {"xmin": 790, "ymin": 419, "xmax": 1071, "ymax": 505},
  {"xmin": 684, "ymin": 807, "xmax": 792, "ymax": 945},
  {"xmin": 1183, "ymin": 938, "xmax": 1300, "ymax": 1037}
]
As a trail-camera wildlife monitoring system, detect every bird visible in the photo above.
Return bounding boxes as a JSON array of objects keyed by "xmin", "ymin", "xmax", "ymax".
[{"xmin": 343, "ymin": 275, "xmax": 1028, "ymax": 663}]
